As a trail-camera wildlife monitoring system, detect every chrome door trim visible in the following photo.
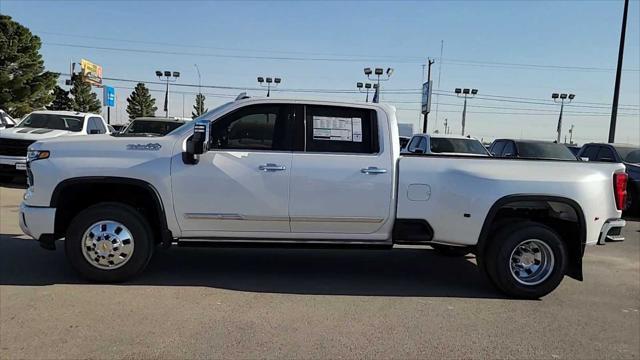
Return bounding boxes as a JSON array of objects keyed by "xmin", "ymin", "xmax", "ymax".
[{"xmin": 184, "ymin": 213, "xmax": 289, "ymax": 221}]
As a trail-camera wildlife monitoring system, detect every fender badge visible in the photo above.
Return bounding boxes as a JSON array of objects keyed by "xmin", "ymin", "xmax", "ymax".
[{"xmin": 126, "ymin": 143, "xmax": 162, "ymax": 151}]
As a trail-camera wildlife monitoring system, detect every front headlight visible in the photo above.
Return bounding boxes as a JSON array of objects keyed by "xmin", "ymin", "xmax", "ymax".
[{"xmin": 27, "ymin": 150, "xmax": 50, "ymax": 162}]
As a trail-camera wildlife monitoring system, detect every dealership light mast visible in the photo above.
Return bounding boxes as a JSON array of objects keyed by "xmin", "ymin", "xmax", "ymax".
[
  {"xmin": 257, "ymin": 77, "xmax": 282, "ymax": 97},
  {"xmin": 156, "ymin": 70, "xmax": 180, "ymax": 117},
  {"xmin": 364, "ymin": 67, "xmax": 393, "ymax": 103},
  {"xmin": 552, "ymin": 92, "xmax": 575, "ymax": 143},
  {"xmin": 455, "ymin": 88, "xmax": 478, "ymax": 136}
]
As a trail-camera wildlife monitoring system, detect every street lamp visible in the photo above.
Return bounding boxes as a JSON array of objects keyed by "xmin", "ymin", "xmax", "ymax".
[
  {"xmin": 363, "ymin": 67, "xmax": 393, "ymax": 103},
  {"xmin": 257, "ymin": 76, "xmax": 282, "ymax": 97},
  {"xmin": 455, "ymin": 88, "xmax": 478, "ymax": 136},
  {"xmin": 552, "ymin": 92, "xmax": 575, "ymax": 143},
  {"xmin": 156, "ymin": 70, "xmax": 180, "ymax": 117},
  {"xmin": 356, "ymin": 82, "xmax": 377, "ymax": 102}
]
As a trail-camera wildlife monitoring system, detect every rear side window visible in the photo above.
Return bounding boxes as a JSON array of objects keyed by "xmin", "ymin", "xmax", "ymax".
[
  {"xmin": 502, "ymin": 141, "xmax": 515, "ymax": 156},
  {"xmin": 596, "ymin": 147, "xmax": 616, "ymax": 162},
  {"xmin": 210, "ymin": 104, "xmax": 293, "ymax": 151},
  {"xmin": 305, "ymin": 105, "xmax": 378, "ymax": 154},
  {"xmin": 581, "ymin": 145, "xmax": 599, "ymax": 161},
  {"xmin": 88, "ymin": 117, "xmax": 106, "ymax": 134}
]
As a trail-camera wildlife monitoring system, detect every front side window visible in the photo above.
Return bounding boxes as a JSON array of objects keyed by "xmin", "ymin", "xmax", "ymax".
[
  {"xmin": 407, "ymin": 136, "xmax": 422, "ymax": 152},
  {"xmin": 502, "ymin": 141, "xmax": 516, "ymax": 156},
  {"xmin": 210, "ymin": 104, "xmax": 292, "ymax": 151},
  {"xmin": 490, "ymin": 141, "xmax": 505, "ymax": 156},
  {"xmin": 305, "ymin": 105, "xmax": 377, "ymax": 154},
  {"xmin": 17, "ymin": 113, "xmax": 84, "ymax": 132}
]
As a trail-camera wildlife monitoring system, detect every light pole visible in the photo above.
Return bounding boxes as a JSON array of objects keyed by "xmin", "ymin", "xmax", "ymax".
[
  {"xmin": 443, "ymin": 118, "xmax": 449, "ymax": 134},
  {"xmin": 364, "ymin": 67, "xmax": 393, "ymax": 103},
  {"xmin": 194, "ymin": 64, "xmax": 202, "ymax": 95},
  {"xmin": 257, "ymin": 77, "xmax": 281, "ymax": 97},
  {"xmin": 156, "ymin": 70, "xmax": 180, "ymax": 117},
  {"xmin": 569, "ymin": 124, "xmax": 574, "ymax": 144},
  {"xmin": 609, "ymin": 0, "xmax": 630, "ymax": 143},
  {"xmin": 455, "ymin": 88, "xmax": 478, "ymax": 136},
  {"xmin": 552, "ymin": 93, "xmax": 575, "ymax": 143},
  {"xmin": 356, "ymin": 82, "xmax": 377, "ymax": 102}
]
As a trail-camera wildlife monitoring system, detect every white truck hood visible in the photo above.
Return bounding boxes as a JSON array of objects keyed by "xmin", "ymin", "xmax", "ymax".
[{"xmin": 0, "ymin": 127, "xmax": 74, "ymax": 141}]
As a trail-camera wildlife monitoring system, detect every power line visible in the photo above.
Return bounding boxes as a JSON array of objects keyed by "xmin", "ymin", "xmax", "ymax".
[{"xmin": 42, "ymin": 41, "xmax": 640, "ymax": 72}]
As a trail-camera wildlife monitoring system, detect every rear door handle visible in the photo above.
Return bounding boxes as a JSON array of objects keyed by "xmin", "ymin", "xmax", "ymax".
[
  {"xmin": 361, "ymin": 167, "xmax": 387, "ymax": 174},
  {"xmin": 259, "ymin": 163, "xmax": 286, "ymax": 172}
]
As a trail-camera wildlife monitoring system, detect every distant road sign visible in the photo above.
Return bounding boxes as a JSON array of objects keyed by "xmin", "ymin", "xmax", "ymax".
[
  {"xmin": 80, "ymin": 59, "xmax": 102, "ymax": 86},
  {"xmin": 421, "ymin": 80, "xmax": 432, "ymax": 115},
  {"xmin": 103, "ymin": 86, "xmax": 115, "ymax": 107}
]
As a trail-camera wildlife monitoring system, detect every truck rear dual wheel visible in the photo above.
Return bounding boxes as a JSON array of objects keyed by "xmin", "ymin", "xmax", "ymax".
[
  {"xmin": 65, "ymin": 202, "xmax": 154, "ymax": 282},
  {"xmin": 484, "ymin": 222, "xmax": 567, "ymax": 299}
]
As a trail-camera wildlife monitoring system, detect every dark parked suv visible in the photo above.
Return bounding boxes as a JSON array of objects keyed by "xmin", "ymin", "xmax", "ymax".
[
  {"xmin": 489, "ymin": 139, "xmax": 578, "ymax": 161},
  {"xmin": 578, "ymin": 143, "xmax": 640, "ymax": 213}
]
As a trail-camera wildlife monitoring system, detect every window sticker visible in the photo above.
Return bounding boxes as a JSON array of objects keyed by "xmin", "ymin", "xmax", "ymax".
[{"xmin": 312, "ymin": 116, "xmax": 362, "ymax": 142}]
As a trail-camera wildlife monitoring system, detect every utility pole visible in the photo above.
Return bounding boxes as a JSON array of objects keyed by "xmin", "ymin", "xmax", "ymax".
[
  {"xmin": 422, "ymin": 58, "xmax": 435, "ymax": 133},
  {"xmin": 569, "ymin": 124, "xmax": 574, "ymax": 144},
  {"xmin": 443, "ymin": 118, "xmax": 448, "ymax": 134},
  {"xmin": 608, "ymin": 0, "xmax": 629, "ymax": 143},
  {"xmin": 455, "ymin": 88, "xmax": 478, "ymax": 136},
  {"xmin": 434, "ymin": 40, "xmax": 444, "ymax": 132},
  {"xmin": 552, "ymin": 93, "xmax": 575, "ymax": 143}
]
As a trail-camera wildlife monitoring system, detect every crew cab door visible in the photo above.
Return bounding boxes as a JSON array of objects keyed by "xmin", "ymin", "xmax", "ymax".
[
  {"xmin": 289, "ymin": 105, "xmax": 393, "ymax": 235},
  {"xmin": 171, "ymin": 104, "xmax": 295, "ymax": 234}
]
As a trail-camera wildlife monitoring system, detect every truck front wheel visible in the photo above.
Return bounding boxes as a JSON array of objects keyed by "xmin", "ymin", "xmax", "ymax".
[
  {"xmin": 65, "ymin": 202, "xmax": 154, "ymax": 282},
  {"xmin": 484, "ymin": 222, "xmax": 567, "ymax": 299}
]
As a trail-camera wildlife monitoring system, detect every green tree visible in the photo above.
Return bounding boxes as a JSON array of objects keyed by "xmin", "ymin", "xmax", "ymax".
[
  {"xmin": 70, "ymin": 75, "xmax": 101, "ymax": 113},
  {"xmin": 126, "ymin": 83, "xmax": 157, "ymax": 119},
  {"xmin": 0, "ymin": 15, "xmax": 58, "ymax": 117},
  {"xmin": 47, "ymin": 86, "xmax": 72, "ymax": 111},
  {"xmin": 192, "ymin": 93, "xmax": 208, "ymax": 119}
]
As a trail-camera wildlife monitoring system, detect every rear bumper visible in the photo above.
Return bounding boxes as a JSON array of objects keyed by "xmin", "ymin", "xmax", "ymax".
[
  {"xmin": 597, "ymin": 218, "xmax": 626, "ymax": 245},
  {"xmin": 19, "ymin": 202, "xmax": 56, "ymax": 241}
]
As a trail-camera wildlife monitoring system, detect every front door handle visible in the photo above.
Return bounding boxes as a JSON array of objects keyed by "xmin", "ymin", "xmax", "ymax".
[
  {"xmin": 361, "ymin": 166, "xmax": 387, "ymax": 174},
  {"xmin": 259, "ymin": 163, "xmax": 287, "ymax": 172}
]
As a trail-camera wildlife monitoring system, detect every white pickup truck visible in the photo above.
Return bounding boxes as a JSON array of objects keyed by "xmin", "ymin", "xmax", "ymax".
[{"xmin": 19, "ymin": 97, "xmax": 628, "ymax": 298}]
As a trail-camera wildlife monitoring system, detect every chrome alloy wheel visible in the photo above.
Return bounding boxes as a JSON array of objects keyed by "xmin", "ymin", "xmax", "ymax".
[
  {"xmin": 81, "ymin": 221, "xmax": 135, "ymax": 270},
  {"xmin": 509, "ymin": 239, "xmax": 555, "ymax": 286}
]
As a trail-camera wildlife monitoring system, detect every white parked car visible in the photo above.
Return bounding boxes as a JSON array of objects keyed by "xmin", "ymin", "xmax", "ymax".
[
  {"xmin": 0, "ymin": 110, "xmax": 110, "ymax": 179},
  {"xmin": 403, "ymin": 133, "xmax": 490, "ymax": 156},
  {"xmin": 19, "ymin": 97, "xmax": 627, "ymax": 298}
]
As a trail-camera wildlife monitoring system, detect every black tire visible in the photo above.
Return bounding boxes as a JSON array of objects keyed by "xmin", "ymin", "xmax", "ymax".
[
  {"xmin": 65, "ymin": 202, "xmax": 154, "ymax": 282},
  {"xmin": 430, "ymin": 244, "xmax": 471, "ymax": 257},
  {"xmin": 484, "ymin": 221, "xmax": 567, "ymax": 299}
]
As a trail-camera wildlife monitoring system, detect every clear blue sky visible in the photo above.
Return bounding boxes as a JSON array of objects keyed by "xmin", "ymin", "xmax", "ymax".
[{"xmin": 2, "ymin": 0, "xmax": 639, "ymax": 144}]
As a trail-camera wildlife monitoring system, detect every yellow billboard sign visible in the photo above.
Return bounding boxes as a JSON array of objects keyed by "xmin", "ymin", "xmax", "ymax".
[{"xmin": 80, "ymin": 59, "xmax": 102, "ymax": 86}]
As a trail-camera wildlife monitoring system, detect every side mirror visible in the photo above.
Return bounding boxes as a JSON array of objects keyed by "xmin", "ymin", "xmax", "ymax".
[
  {"xmin": 580, "ymin": 157, "xmax": 589, "ymax": 162},
  {"xmin": 184, "ymin": 119, "xmax": 209, "ymax": 164}
]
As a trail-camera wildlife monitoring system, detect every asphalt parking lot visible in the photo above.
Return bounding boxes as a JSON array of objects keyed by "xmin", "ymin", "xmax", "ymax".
[{"xmin": 1, "ymin": 182, "xmax": 639, "ymax": 359}]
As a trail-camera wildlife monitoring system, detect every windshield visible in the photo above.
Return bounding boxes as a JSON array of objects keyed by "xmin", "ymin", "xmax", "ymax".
[
  {"xmin": 517, "ymin": 142, "xmax": 577, "ymax": 160},
  {"xmin": 17, "ymin": 113, "xmax": 84, "ymax": 132},
  {"xmin": 123, "ymin": 120, "xmax": 184, "ymax": 136},
  {"xmin": 430, "ymin": 138, "xmax": 489, "ymax": 155},
  {"xmin": 615, "ymin": 146, "xmax": 640, "ymax": 164}
]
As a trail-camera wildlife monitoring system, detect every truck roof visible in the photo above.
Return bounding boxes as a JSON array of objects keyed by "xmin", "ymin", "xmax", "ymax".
[
  {"xmin": 29, "ymin": 110, "xmax": 98, "ymax": 117},
  {"xmin": 233, "ymin": 96, "xmax": 397, "ymax": 112}
]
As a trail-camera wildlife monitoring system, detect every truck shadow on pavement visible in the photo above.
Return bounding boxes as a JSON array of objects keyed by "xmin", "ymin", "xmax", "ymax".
[{"xmin": 0, "ymin": 234, "xmax": 506, "ymax": 299}]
